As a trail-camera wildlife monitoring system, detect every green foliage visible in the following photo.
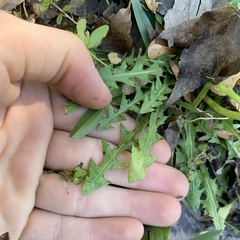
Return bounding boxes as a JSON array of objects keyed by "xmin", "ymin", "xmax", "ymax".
[
  {"xmin": 38, "ymin": 0, "xmax": 59, "ymax": 12},
  {"xmin": 190, "ymin": 230, "xmax": 222, "ymax": 240},
  {"xmin": 58, "ymin": 163, "xmax": 87, "ymax": 185},
  {"xmin": 82, "ymin": 120, "xmax": 149, "ymax": 195},
  {"xmin": 131, "ymin": 0, "xmax": 153, "ymax": 47},
  {"xmin": 128, "ymin": 110, "xmax": 164, "ymax": 182},
  {"xmin": 56, "ymin": 5, "xmax": 72, "ymax": 25},
  {"xmin": 76, "ymin": 19, "xmax": 109, "ymax": 49},
  {"xmin": 140, "ymin": 77, "xmax": 171, "ymax": 114},
  {"xmin": 98, "ymin": 86, "xmax": 144, "ymax": 130},
  {"xmin": 186, "ymin": 173, "xmax": 203, "ymax": 212},
  {"xmin": 175, "ymin": 118, "xmax": 236, "ymax": 233},
  {"xmin": 38, "ymin": 0, "xmax": 53, "ymax": 12},
  {"xmin": 99, "ymin": 54, "xmax": 169, "ymax": 89},
  {"xmin": 150, "ymin": 226, "xmax": 170, "ymax": 240},
  {"xmin": 229, "ymin": 0, "xmax": 240, "ymax": 9}
]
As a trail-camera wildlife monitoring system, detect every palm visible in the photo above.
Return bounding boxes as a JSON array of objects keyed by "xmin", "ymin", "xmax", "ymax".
[{"xmin": 0, "ymin": 82, "xmax": 53, "ymax": 238}]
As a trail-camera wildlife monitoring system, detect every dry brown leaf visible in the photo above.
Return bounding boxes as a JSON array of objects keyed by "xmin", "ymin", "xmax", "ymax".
[
  {"xmin": 214, "ymin": 129, "xmax": 240, "ymax": 140},
  {"xmin": 145, "ymin": 0, "xmax": 161, "ymax": 13},
  {"xmin": 161, "ymin": 5, "xmax": 236, "ymax": 47},
  {"xmin": 155, "ymin": 0, "xmax": 174, "ymax": 15},
  {"xmin": 0, "ymin": 0, "xmax": 23, "ymax": 11},
  {"xmin": 210, "ymin": 71, "xmax": 240, "ymax": 96},
  {"xmin": 99, "ymin": 5, "xmax": 132, "ymax": 53},
  {"xmin": 165, "ymin": 6, "xmax": 240, "ymax": 108},
  {"xmin": 162, "ymin": 0, "xmax": 212, "ymax": 41},
  {"xmin": 147, "ymin": 39, "xmax": 180, "ymax": 59},
  {"xmin": 169, "ymin": 59, "xmax": 179, "ymax": 78},
  {"xmin": 108, "ymin": 52, "xmax": 122, "ymax": 65},
  {"xmin": 230, "ymin": 99, "xmax": 240, "ymax": 112}
]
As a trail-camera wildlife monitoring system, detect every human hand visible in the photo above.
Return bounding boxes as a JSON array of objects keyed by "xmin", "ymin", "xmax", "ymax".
[{"xmin": 0, "ymin": 11, "xmax": 189, "ymax": 240}]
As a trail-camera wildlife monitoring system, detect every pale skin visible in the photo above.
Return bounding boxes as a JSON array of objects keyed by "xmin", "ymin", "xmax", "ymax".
[{"xmin": 0, "ymin": 11, "xmax": 189, "ymax": 240}]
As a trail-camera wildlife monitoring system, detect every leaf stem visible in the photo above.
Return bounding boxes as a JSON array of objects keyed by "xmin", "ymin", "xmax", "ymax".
[
  {"xmin": 89, "ymin": 51, "xmax": 107, "ymax": 66},
  {"xmin": 203, "ymin": 96, "xmax": 240, "ymax": 120},
  {"xmin": 192, "ymin": 82, "xmax": 212, "ymax": 108},
  {"xmin": 53, "ymin": 4, "xmax": 77, "ymax": 24},
  {"xmin": 214, "ymin": 83, "xmax": 240, "ymax": 105}
]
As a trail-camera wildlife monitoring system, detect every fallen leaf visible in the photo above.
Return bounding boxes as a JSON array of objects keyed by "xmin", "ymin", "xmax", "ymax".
[
  {"xmin": 147, "ymin": 39, "xmax": 180, "ymax": 59},
  {"xmin": 169, "ymin": 59, "xmax": 179, "ymax": 78},
  {"xmin": 0, "ymin": 0, "xmax": 23, "ymax": 11},
  {"xmin": 160, "ymin": 5, "xmax": 236, "ymax": 47},
  {"xmin": 210, "ymin": 71, "xmax": 240, "ymax": 96},
  {"xmin": 145, "ymin": 0, "xmax": 161, "ymax": 13},
  {"xmin": 214, "ymin": 129, "xmax": 239, "ymax": 140},
  {"xmin": 162, "ymin": 0, "xmax": 212, "ymax": 39},
  {"xmin": 230, "ymin": 99, "xmax": 240, "ymax": 112},
  {"xmin": 108, "ymin": 52, "xmax": 122, "ymax": 65},
  {"xmin": 155, "ymin": 0, "xmax": 174, "ymax": 15},
  {"xmin": 165, "ymin": 6, "xmax": 240, "ymax": 108},
  {"xmin": 98, "ymin": 5, "xmax": 132, "ymax": 53}
]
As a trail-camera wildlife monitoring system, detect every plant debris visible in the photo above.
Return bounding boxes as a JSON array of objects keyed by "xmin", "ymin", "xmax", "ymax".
[{"xmin": 162, "ymin": 5, "xmax": 240, "ymax": 107}]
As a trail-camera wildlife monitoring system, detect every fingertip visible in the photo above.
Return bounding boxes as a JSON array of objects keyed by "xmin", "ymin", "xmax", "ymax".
[
  {"xmin": 161, "ymin": 197, "xmax": 182, "ymax": 226},
  {"xmin": 150, "ymin": 140, "xmax": 171, "ymax": 164},
  {"xmin": 177, "ymin": 172, "xmax": 190, "ymax": 199},
  {"xmin": 51, "ymin": 33, "xmax": 112, "ymax": 109}
]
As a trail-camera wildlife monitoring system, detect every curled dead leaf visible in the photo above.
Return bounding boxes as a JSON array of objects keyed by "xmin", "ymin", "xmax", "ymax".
[
  {"xmin": 165, "ymin": 6, "xmax": 240, "ymax": 108},
  {"xmin": 161, "ymin": 0, "xmax": 213, "ymax": 45},
  {"xmin": 169, "ymin": 59, "xmax": 179, "ymax": 78},
  {"xmin": 147, "ymin": 39, "xmax": 180, "ymax": 59},
  {"xmin": 230, "ymin": 99, "xmax": 240, "ymax": 112},
  {"xmin": 160, "ymin": 5, "xmax": 236, "ymax": 47}
]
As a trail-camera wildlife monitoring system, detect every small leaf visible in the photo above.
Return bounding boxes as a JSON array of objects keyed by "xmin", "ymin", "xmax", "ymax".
[
  {"xmin": 229, "ymin": 0, "xmax": 240, "ymax": 9},
  {"xmin": 88, "ymin": 25, "xmax": 109, "ymax": 49},
  {"xmin": 62, "ymin": 4, "xmax": 72, "ymax": 12},
  {"xmin": 82, "ymin": 158, "xmax": 111, "ymax": 195},
  {"xmin": 56, "ymin": 14, "xmax": 63, "ymax": 25},
  {"xmin": 98, "ymin": 87, "xmax": 144, "ymax": 131},
  {"xmin": 76, "ymin": 19, "xmax": 90, "ymax": 47},
  {"xmin": 140, "ymin": 77, "xmax": 171, "ymax": 114},
  {"xmin": 70, "ymin": 108, "xmax": 105, "ymax": 139},
  {"xmin": 128, "ymin": 110, "xmax": 163, "ymax": 182},
  {"xmin": 73, "ymin": 165, "xmax": 87, "ymax": 185},
  {"xmin": 40, "ymin": 4, "xmax": 49, "ymax": 12},
  {"xmin": 186, "ymin": 173, "xmax": 204, "ymax": 212},
  {"xmin": 149, "ymin": 226, "xmax": 170, "ymax": 240},
  {"xmin": 218, "ymin": 203, "xmax": 233, "ymax": 230}
]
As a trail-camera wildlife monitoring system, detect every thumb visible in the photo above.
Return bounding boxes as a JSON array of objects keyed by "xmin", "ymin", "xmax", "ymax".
[{"xmin": 0, "ymin": 11, "xmax": 111, "ymax": 109}]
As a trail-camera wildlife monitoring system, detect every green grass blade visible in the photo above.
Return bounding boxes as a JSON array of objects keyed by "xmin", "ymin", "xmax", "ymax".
[
  {"xmin": 131, "ymin": 0, "xmax": 153, "ymax": 47},
  {"xmin": 190, "ymin": 230, "xmax": 222, "ymax": 240},
  {"xmin": 70, "ymin": 108, "xmax": 105, "ymax": 139}
]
